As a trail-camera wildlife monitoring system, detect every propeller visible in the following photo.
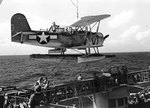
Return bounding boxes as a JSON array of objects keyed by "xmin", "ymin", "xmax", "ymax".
[{"xmin": 95, "ymin": 33, "xmax": 109, "ymax": 45}]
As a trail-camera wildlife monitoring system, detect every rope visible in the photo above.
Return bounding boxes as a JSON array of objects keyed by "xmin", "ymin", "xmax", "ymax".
[{"xmin": 51, "ymin": 56, "xmax": 66, "ymax": 73}]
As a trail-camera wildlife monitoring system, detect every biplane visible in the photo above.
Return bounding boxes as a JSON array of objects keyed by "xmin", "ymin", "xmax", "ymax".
[{"xmin": 11, "ymin": 13, "xmax": 110, "ymax": 61}]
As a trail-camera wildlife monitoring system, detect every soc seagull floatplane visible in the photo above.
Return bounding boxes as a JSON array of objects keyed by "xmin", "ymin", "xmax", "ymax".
[{"xmin": 11, "ymin": 13, "xmax": 110, "ymax": 63}]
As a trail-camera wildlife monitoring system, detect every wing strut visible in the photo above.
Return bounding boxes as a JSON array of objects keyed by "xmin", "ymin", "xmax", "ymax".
[{"xmin": 96, "ymin": 21, "xmax": 100, "ymax": 33}]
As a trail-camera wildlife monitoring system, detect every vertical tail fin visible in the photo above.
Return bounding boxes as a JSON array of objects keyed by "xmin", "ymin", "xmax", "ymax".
[
  {"xmin": 11, "ymin": 13, "xmax": 31, "ymax": 36},
  {"xmin": 11, "ymin": 13, "xmax": 31, "ymax": 42}
]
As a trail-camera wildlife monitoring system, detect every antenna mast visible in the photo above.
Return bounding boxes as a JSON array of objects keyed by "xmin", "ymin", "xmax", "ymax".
[{"xmin": 70, "ymin": 0, "xmax": 79, "ymax": 20}]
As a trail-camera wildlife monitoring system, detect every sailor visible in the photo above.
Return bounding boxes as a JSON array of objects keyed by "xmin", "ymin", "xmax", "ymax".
[
  {"xmin": 34, "ymin": 77, "xmax": 43, "ymax": 87},
  {"xmin": 101, "ymin": 70, "xmax": 111, "ymax": 90},
  {"xmin": 78, "ymin": 74, "xmax": 82, "ymax": 81},
  {"xmin": 42, "ymin": 77, "xmax": 49, "ymax": 89},
  {"xmin": 102, "ymin": 69, "xmax": 111, "ymax": 77},
  {"xmin": 49, "ymin": 22, "xmax": 59, "ymax": 32},
  {"xmin": 28, "ymin": 85, "xmax": 46, "ymax": 108},
  {"xmin": 93, "ymin": 73, "xmax": 99, "ymax": 92},
  {"xmin": 93, "ymin": 73, "xmax": 99, "ymax": 80},
  {"xmin": 52, "ymin": 22, "xmax": 59, "ymax": 32},
  {"xmin": 34, "ymin": 77, "xmax": 49, "ymax": 90},
  {"xmin": 121, "ymin": 65, "xmax": 128, "ymax": 84},
  {"xmin": 116, "ymin": 67, "xmax": 122, "ymax": 85},
  {"xmin": 3, "ymin": 94, "xmax": 9, "ymax": 108}
]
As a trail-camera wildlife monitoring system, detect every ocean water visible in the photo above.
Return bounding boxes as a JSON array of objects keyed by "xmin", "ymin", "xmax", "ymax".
[
  {"xmin": 0, "ymin": 52, "xmax": 150, "ymax": 108},
  {"xmin": 0, "ymin": 52, "xmax": 150, "ymax": 88}
]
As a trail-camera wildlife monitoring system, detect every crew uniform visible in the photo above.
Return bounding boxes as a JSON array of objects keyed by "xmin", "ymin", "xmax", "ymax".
[
  {"xmin": 34, "ymin": 77, "xmax": 43, "ymax": 87},
  {"xmin": 34, "ymin": 77, "xmax": 49, "ymax": 89},
  {"xmin": 78, "ymin": 74, "xmax": 82, "ymax": 81},
  {"xmin": 93, "ymin": 73, "xmax": 100, "ymax": 92},
  {"xmin": 28, "ymin": 85, "xmax": 46, "ymax": 108}
]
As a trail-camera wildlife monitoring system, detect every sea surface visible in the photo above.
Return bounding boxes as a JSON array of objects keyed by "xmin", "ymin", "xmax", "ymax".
[
  {"xmin": 0, "ymin": 52, "xmax": 150, "ymax": 89},
  {"xmin": 0, "ymin": 52, "xmax": 150, "ymax": 108}
]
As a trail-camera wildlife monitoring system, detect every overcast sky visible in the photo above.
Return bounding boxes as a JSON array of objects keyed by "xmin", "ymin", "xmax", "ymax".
[{"xmin": 0, "ymin": 0, "xmax": 150, "ymax": 55}]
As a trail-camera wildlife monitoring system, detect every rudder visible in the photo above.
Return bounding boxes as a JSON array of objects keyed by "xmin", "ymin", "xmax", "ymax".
[{"xmin": 11, "ymin": 13, "xmax": 31, "ymax": 36}]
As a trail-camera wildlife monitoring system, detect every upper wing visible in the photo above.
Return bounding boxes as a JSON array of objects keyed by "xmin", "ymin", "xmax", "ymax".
[
  {"xmin": 70, "ymin": 19, "xmax": 88, "ymax": 27},
  {"xmin": 71, "ymin": 14, "xmax": 111, "ymax": 27},
  {"xmin": 81, "ymin": 14, "xmax": 111, "ymax": 21}
]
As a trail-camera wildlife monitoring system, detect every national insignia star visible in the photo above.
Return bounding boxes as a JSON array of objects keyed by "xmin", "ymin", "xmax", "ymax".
[{"xmin": 37, "ymin": 32, "xmax": 49, "ymax": 43}]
